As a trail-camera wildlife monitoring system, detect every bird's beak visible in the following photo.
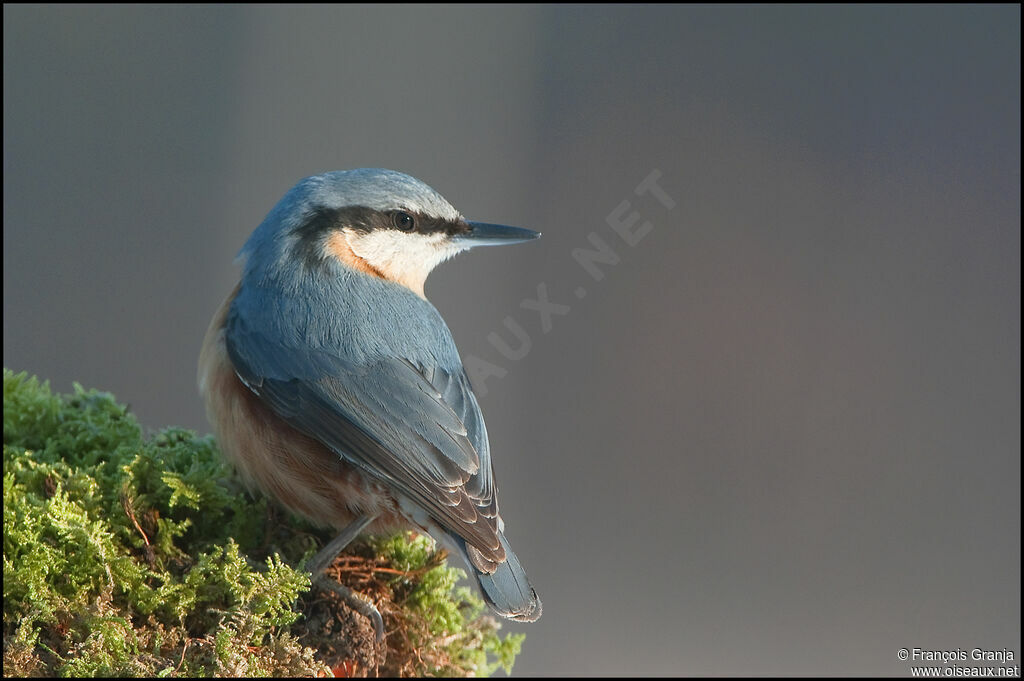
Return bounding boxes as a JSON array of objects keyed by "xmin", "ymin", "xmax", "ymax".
[{"xmin": 455, "ymin": 221, "xmax": 541, "ymax": 248}]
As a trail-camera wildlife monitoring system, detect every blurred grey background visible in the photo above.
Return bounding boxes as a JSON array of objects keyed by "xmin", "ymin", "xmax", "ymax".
[{"xmin": 4, "ymin": 5, "xmax": 1020, "ymax": 676}]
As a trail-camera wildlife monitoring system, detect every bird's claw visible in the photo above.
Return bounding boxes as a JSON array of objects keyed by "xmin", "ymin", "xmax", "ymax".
[{"xmin": 315, "ymin": 576, "xmax": 385, "ymax": 643}]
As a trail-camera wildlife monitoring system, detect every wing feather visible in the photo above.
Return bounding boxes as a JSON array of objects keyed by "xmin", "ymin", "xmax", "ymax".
[{"xmin": 225, "ymin": 313, "xmax": 504, "ymax": 560}]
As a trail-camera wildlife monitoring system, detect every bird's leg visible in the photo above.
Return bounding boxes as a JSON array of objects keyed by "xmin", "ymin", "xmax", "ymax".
[
  {"xmin": 306, "ymin": 513, "xmax": 377, "ymax": 576},
  {"xmin": 306, "ymin": 513, "xmax": 385, "ymax": 642}
]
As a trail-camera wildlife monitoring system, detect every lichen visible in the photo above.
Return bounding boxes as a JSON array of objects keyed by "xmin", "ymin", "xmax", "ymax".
[{"xmin": 2, "ymin": 369, "xmax": 523, "ymax": 677}]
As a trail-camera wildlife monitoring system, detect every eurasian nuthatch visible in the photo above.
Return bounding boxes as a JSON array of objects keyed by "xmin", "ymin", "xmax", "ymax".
[{"xmin": 198, "ymin": 169, "xmax": 542, "ymax": 638}]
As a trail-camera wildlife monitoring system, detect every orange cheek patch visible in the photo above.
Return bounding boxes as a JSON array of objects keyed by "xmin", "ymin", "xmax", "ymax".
[{"xmin": 324, "ymin": 231, "xmax": 386, "ymax": 281}]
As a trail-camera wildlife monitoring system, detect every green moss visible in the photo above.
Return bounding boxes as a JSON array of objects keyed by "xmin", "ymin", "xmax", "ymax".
[
  {"xmin": 3, "ymin": 369, "xmax": 524, "ymax": 677},
  {"xmin": 361, "ymin": 534, "xmax": 525, "ymax": 676}
]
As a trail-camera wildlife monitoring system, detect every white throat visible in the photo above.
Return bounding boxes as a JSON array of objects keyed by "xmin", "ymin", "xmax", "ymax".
[{"xmin": 343, "ymin": 228, "xmax": 467, "ymax": 297}]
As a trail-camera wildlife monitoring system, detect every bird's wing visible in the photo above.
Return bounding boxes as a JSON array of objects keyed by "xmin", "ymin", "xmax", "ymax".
[{"xmin": 225, "ymin": 310, "xmax": 503, "ymax": 561}]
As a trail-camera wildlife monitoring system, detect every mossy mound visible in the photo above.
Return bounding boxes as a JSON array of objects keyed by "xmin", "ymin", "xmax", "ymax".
[{"xmin": 2, "ymin": 369, "xmax": 523, "ymax": 677}]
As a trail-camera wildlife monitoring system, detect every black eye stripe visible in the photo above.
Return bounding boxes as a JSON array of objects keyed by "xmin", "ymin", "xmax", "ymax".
[
  {"xmin": 294, "ymin": 206, "xmax": 472, "ymax": 241},
  {"xmin": 387, "ymin": 209, "xmax": 472, "ymax": 237}
]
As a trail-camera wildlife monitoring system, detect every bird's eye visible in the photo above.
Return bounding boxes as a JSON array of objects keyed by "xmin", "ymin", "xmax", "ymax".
[{"xmin": 392, "ymin": 211, "xmax": 415, "ymax": 232}]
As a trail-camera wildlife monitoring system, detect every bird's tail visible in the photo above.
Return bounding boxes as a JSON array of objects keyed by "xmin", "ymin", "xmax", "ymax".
[{"xmin": 450, "ymin": 531, "xmax": 542, "ymax": 622}]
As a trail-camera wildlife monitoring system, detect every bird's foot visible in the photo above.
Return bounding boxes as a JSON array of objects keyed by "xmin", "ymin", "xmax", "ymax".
[{"xmin": 315, "ymin": 575, "xmax": 385, "ymax": 643}]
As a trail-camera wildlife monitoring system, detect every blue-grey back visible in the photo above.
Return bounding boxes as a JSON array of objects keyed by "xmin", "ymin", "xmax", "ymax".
[{"xmin": 231, "ymin": 259, "xmax": 462, "ymax": 371}]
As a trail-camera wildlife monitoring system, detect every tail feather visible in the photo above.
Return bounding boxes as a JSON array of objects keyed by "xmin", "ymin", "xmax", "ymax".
[{"xmin": 454, "ymin": 532, "xmax": 542, "ymax": 622}]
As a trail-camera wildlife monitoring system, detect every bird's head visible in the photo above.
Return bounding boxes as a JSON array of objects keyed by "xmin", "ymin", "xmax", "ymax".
[{"xmin": 239, "ymin": 168, "xmax": 539, "ymax": 297}]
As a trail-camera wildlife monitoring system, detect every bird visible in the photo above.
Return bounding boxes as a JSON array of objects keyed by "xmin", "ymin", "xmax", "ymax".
[{"xmin": 198, "ymin": 168, "xmax": 542, "ymax": 639}]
